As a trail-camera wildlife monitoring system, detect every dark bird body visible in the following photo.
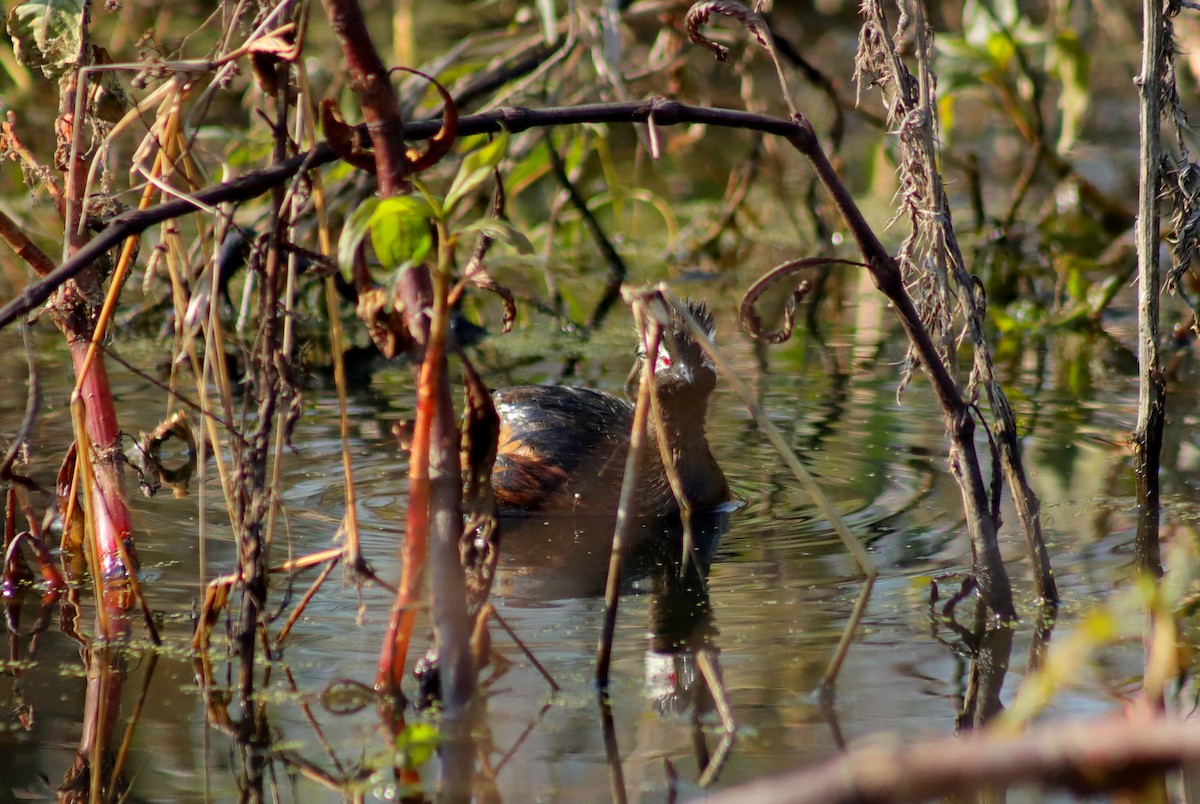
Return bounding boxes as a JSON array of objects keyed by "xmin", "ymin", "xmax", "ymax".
[{"xmin": 491, "ymin": 301, "xmax": 729, "ymax": 516}]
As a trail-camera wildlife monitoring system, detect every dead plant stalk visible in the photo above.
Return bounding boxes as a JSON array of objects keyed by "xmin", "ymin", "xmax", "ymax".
[{"xmin": 1132, "ymin": 0, "xmax": 1168, "ymax": 575}]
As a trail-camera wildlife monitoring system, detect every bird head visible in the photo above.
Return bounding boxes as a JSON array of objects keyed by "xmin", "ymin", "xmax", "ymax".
[{"xmin": 640, "ymin": 299, "xmax": 717, "ymax": 397}]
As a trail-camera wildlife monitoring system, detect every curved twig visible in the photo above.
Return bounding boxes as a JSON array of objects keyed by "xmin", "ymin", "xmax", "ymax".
[{"xmin": 739, "ymin": 257, "xmax": 865, "ymax": 343}]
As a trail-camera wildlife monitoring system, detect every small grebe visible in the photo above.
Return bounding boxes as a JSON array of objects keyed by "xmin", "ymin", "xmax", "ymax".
[{"xmin": 491, "ymin": 300, "xmax": 729, "ymax": 516}]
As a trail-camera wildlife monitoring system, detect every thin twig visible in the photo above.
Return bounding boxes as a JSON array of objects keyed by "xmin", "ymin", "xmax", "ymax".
[
  {"xmin": 489, "ymin": 606, "xmax": 561, "ymax": 693},
  {"xmin": 596, "ymin": 296, "xmax": 661, "ymax": 689}
]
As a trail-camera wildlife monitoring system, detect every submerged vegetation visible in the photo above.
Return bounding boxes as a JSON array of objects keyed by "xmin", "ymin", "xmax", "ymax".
[{"xmin": 1, "ymin": 0, "xmax": 1199, "ymax": 800}]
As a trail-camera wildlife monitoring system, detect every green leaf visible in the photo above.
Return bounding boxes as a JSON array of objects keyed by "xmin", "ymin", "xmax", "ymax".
[
  {"xmin": 937, "ymin": 94, "xmax": 956, "ymax": 143},
  {"xmin": 459, "ymin": 218, "xmax": 533, "ymax": 254},
  {"xmin": 6, "ymin": 0, "xmax": 85, "ymax": 78},
  {"xmin": 411, "ymin": 178, "xmax": 445, "ymax": 221},
  {"xmin": 445, "ymin": 131, "xmax": 508, "ymax": 214},
  {"xmin": 1065, "ymin": 262, "xmax": 1087, "ymax": 302},
  {"xmin": 395, "ymin": 721, "xmax": 440, "ymax": 770},
  {"xmin": 1049, "ymin": 30, "xmax": 1090, "ymax": 154},
  {"xmin": 985, "ymin": 31, "xmax": 1014, "ymax": 72},
  {"xmin": 336, "ymin": 198, "xmax": 380, "ymax": 281},
  {"xmin": 370, "ymin": 196, "xmax": 434, "ymax": 271}
]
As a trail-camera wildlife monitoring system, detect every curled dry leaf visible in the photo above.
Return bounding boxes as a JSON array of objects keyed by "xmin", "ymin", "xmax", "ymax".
[
  {"xmin": 134, "ymin": 410, "xmax": 199, "ymax": 499},
  {"xmin": 246, "ymin": 24, "xmax": 300, "ymax": 60},
  {"xmin": 455, "ymin": 177, "xmax": 517, "ymax": 333},
  {"xmin": 685, "ymin": 0, "xmax": 772, "ymax": 63},
  {"xmin": 356, "ymin": 287, "xmax": 412, "ymax": 360},
  {"xmin": 192, "ymin": 576, "xmax": 233, "ymax": 653},
  {"xmin": 390, "ymin": 66, "xmax": 458, "ymax": 172},
  {"xmin": 464, "ymin": 257, "xmax": 516, "ymax": 334},
  {"xmin": 460, "ymin": 352, "xmax": 499, "ymax": 501},
  {"xmin": 739, "ymin": 257, "xmax": 864, "ymax": 343},
  {"xmin": 247, "ymin": 25, "xmax": 300, "ymax": 95},
  {"xmin": 321, "ymin": 99, "xmax": 376, "ymax": 174},
  {"xmin": 4, "ymin": 488, "xmax": 34, "ymax": 589},
  {"xmin": 55, "ymin": 442, "xmax": 84, "ymax": 559}
]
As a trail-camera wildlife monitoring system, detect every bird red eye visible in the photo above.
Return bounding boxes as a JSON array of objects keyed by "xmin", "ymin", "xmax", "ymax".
[{"xmin": 660, "ymin": 355, "xmax": 671, "ymax": 367}]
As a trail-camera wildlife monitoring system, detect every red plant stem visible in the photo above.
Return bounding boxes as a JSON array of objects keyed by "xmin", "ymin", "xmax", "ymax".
[
  {"xmin": 13, "ymin": 488, "xmax": 67, "ymax": 589},
  {"xmin": 69, "ymin": 340, "xmax": 136, "ymax": 580},
  {"xmin": 55, "ymin": 46, "xmax": 137, "ymax": 588},
  {"xmin": 376, "ymin": 341, "xmax": 435, "ymax": 696}
]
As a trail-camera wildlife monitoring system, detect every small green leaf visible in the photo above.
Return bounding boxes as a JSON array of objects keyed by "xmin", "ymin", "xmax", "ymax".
[
  {"xmin": 370, "ymin": 196, "xmax": 434, "ymax": 271},
  {"xmin": 6, "ymin": 0, "xmax": 85, "ymax": 78},
  {"xmin": 395, "ymin": 721, "xmax": 440, "ymax": 770},
  {"xmin": 1065, "ymin": 263, "xmax": 1087, "ymax": 302},
  {"xmin": 459, "ymin": 218, "xmax": 533, "ymax": 254},
  {"xmin": 336, "ymin": 198, "xmax": 380, "ymax": 281},
  {"xmin": 445, "ymin": 131, "xmax": 508, "ymax": 214},
  {"xmin": 411, "ymin": 178, "xmax": 446, "ymax": 221}
]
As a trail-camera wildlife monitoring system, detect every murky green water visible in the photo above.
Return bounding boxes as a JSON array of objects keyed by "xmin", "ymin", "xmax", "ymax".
[{"xmin": 0, "ymin": 280, "xmax": 1177, "ymax": 801}]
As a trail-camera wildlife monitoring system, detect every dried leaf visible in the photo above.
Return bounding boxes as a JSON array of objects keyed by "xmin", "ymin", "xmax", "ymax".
[
  {"xmin": 739, "ymin": 258, "xmax": 862, "ymax": 342},
  {"xmin": 247, "ymin": 25, "xmax": 299, "ymax": 60},
  {"xmin": 685, "ymin": 0, "xmax": 772, "ymax": 63},
  {"xmin": 685, "ymin": 0, "xmax": 796, "ymax": 115},
  {"xmin": 55, "ymin": 442, "xmax": 84, "ymax": 558},
  {"xmin": 356, "ymin": 287, "xmax": 412, "ymax": 360},
  {"xmin": 463, "ymin": 255, "xmax": 516, "ymax": 334},
  {"xmin": 393, "ymin": 66, "xmax": 458, "ymax": 172},
  {"xmin": 321, "ymin": 99, "xmax": 376, "ymax": 174},
  {"xmin": 136, "ymin": 411, "xmax": 198, "ymax": 499}
]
